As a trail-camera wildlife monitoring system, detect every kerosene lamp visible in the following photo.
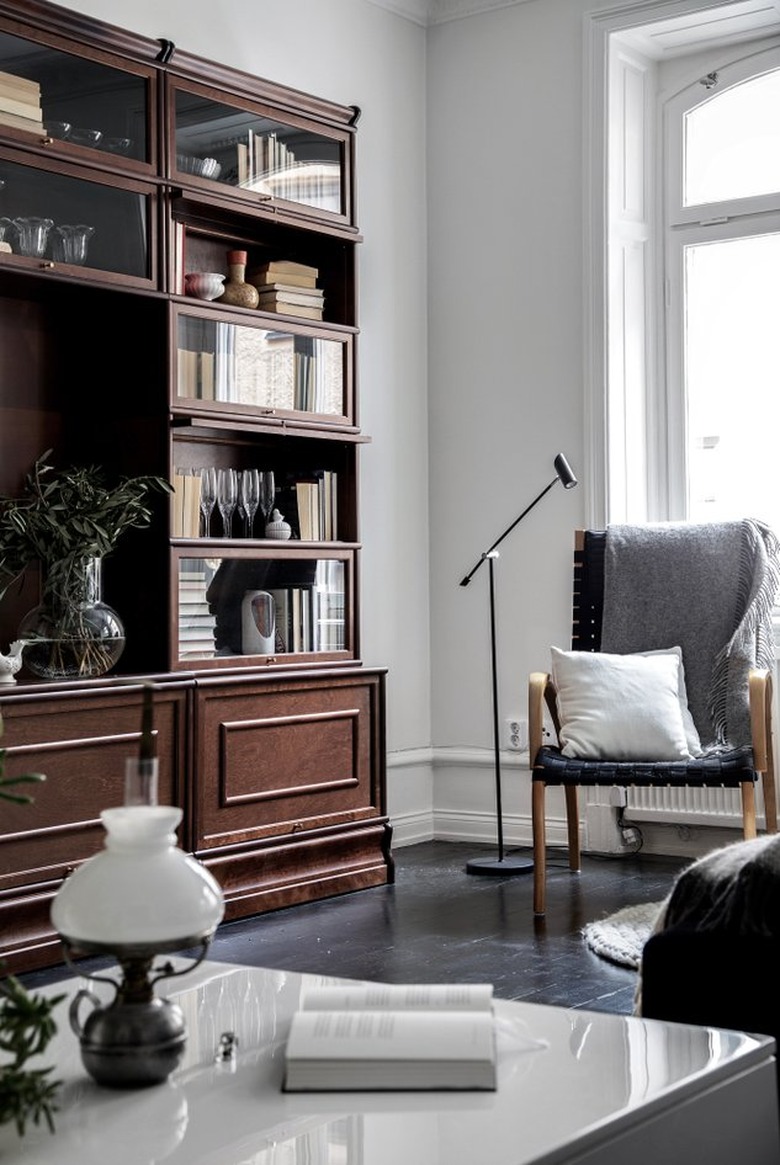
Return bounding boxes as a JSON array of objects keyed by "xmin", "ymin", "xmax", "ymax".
[{"xmin": 51, "ymin": 684, "xmax": 224, "ymax": 1087}]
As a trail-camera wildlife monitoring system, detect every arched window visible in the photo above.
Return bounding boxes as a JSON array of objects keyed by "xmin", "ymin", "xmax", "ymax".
[
  {"xmin": 601, "ymin": 34, "xmax": 780, "ymax": 530},
  {"xmin": 664, "ymin": 48, "xmax": 780, "ymax": 527}
]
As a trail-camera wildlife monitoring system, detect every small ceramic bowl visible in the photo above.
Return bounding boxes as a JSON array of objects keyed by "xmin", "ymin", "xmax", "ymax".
[
  {"xmin": 104, "ymin": 136, "xmax": 133, "ymax": 155},
  {"xmin": 184, "ymin": 272, "xmax": 226, "ymax": 301},
  {"xmin": 197, "ymin": 157, "xmax": 222, "ymax": 179},
  {"xmin": 44, "ymin": 120, "xmax": 71, "ymax": 140},
  {"xmin": 177, "ymin": 155, "xmax": 222, "ymax": 180},
  {"xmin": 70, "ymin": 127, "xmax": 103, "ymax": 147}
]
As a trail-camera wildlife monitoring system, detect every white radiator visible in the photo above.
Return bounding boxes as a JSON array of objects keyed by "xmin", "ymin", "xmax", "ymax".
[{"xmin": 624, "ymin": 784, "xmax": 747, "ymax": 828}]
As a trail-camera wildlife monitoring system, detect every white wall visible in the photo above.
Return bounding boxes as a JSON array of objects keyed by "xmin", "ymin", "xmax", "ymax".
[{"xmin": 427, "ymin": 0, "xmax": 587, "ymax": 838}]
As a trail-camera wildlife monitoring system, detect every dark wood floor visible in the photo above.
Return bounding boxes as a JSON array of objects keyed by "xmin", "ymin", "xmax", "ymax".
[{"xmin": 21, "ymin": 840, "xmax": 688, "ymax": 1015}]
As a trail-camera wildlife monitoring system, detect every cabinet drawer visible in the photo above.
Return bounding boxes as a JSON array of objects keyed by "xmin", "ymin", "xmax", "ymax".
[
  {"xmin": 193, "ymin": 670, "xmax": 385, "ymax": 849},
  {"xmin": 0, "ymin": 683, "xmax": 189, "ymax": 889}
]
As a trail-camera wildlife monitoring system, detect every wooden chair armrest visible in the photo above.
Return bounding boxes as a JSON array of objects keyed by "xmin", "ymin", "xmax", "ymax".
[
  {"xmin": 749, "ymin": 667, "xmax": 772, "ymax": 772},
  {"xmin": 529, "ymin": 672, "xmax": 557, "ymax": 763}
]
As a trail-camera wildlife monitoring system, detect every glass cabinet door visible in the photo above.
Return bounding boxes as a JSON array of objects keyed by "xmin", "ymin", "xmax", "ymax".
[
  {"xmin": 170, "ymin": 82, "xmax": 350, "ymax": 222},
  {"xmin": 0, "ymin": 150, "xmax": 154, "ymax": 284},
  {"xmin": 174, "ymin": 310, "xmax": 352, "ymax": 424},
  {"xmin": 0, "ymin": 29, "xmax": 152, "ymax": 168},
  {"xmin": 176, "ymin": 554, "xmax": 350, "ymax": 665}
]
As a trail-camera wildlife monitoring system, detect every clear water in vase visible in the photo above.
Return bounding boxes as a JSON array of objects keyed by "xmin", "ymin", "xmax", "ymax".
[{"xmin": 18, "ymin": 558, "xmax": 126, "ymax": 680}]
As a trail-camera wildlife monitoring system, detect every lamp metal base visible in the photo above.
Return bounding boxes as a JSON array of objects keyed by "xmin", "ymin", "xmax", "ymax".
[{"xmin": 465, "ymin": 852, "xmax": 534, "ymax": 876}]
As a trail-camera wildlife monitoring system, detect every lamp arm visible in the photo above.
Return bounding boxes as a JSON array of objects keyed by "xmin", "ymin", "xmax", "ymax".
[{"xmin": 460, "ymin": 476, "xmax": 559, "ymax": 587}]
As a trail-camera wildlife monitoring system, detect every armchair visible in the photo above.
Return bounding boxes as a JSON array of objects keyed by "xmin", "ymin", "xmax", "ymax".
[{"xmin": 529, "ymin": 522, "xmax": 780, "ymax": 916}]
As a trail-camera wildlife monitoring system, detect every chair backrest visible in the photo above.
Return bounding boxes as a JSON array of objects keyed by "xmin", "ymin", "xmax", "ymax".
[
  {"xmin": 571, "ymin": 529, "xmax": 605, "ymax": 653},
  {"xmin": 572, "ymin": 522, "xmax": 780, "ymax": 750}
]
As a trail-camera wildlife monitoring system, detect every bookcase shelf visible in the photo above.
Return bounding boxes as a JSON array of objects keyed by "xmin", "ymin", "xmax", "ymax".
[{"xmin": 0, "ymin": 0, "xmax": 389, "ymax": 974}]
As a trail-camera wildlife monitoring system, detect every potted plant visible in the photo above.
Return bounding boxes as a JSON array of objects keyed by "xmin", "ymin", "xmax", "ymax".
[{"xmin": 0, "ymin": 450, "xmax": 171, "ymax": 679}]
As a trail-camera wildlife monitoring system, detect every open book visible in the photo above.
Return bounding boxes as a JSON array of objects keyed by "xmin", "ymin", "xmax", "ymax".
[{"xmin": 283, "ymin": 982, "xmax": 497, "ymax": 1092}]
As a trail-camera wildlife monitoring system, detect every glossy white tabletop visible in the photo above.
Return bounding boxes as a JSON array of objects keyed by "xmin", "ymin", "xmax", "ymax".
[{"xmin": 1, "ymin": 958, "xmax": 775, "ymax": 1164}]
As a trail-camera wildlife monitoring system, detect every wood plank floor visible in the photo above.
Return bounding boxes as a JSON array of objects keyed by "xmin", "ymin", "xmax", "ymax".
[{"xmin": 21, "ymin": 841, "xmax": 689, "ymax": 1014}]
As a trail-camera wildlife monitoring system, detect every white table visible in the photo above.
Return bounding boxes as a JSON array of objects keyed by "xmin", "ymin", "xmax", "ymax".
[{"xmin": 2, "ymin": 959, "xmax": 778, "ymax": 1164}]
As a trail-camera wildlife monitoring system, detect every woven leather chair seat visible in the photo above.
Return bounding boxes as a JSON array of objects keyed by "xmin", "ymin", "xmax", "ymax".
[{"xmin": 534, "ymin": 744, "xmax": 756, "ymax": 788}]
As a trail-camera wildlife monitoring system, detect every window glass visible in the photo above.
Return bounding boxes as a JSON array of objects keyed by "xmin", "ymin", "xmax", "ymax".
[
  {"xmin": 684, "ymin": 232, "xmax": 780, "ymax": 528},
  {"xmin": 684, "ymin": 69, "xmax": 780, "ymax": 206}
]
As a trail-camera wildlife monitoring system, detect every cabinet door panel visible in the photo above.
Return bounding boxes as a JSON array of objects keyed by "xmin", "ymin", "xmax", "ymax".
[
  {"xmin": 0, "ymin": 684, "xmax": 189, "ymax": 889},
  {"xmin": 194, "ymin": 672, "xmax": 384, "ymax": 848},
  {"xmin": 0, "ymin": 147, "xmax": 156, "ymax": 286},
  {"xmin": 169, "ymin": 78, "xmax": 353, "ymax": 226},
  {"xmin": 0, "ymin": 25, "xmax": 155, "ymax": 171}
]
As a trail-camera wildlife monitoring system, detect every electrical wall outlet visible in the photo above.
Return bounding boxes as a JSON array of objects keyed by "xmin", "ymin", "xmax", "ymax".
[{"xmin": 505, "ymin": 717, "xmax": 528, "ymax": 751}]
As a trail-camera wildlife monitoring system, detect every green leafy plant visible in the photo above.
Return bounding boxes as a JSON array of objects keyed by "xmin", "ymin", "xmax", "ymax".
[
  {"xmin": 0, "ymin": 450, "xmax": 172, "ymax": 676},
  {"xmin": 0, "ymin": 973, "xmax": 63, "ymax": 1136}
]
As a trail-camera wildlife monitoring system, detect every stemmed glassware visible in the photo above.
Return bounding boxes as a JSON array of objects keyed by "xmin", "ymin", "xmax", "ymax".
[
  {"xmin": 199, "ymin": 467, "xmax": 217, "ymax": 538},
  {"xmin": 258, "ymin": 471, "xmax": 276, "ymax": 532},
  {"xmin": 216, "ymin": 468, "xmax": 238, "ymax": 538},
  {"xmin": 240, "ymin": 469, "xmax": 261, "ymax": 539}
]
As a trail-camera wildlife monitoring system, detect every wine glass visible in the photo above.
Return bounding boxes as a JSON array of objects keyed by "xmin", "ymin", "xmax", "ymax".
[
  {"xmin": 240, "ymin": 468, "xmax": 261, "ymax": 539},
  {"xmin": 259, "ymin": 471, "xmax": 276, "ymax": 529},
  {"xmin": 199, "ymin": 467, "xmax": 217, "ymax": 538},
  {"xmin": 216, "ymin": 468, "xmax": 238, "ymax": 538}
]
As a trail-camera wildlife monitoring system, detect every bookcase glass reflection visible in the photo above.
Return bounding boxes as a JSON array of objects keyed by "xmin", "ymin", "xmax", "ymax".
[
  {"xmin": 176, "ymin": 313, "xmax": 347, "ymax": 417},
  {"xmin": 0, "ymin": 156, "xmax": 150, "ymax": 277},
  {"xmin": 0, "ymin": 31, "xmax": 148, "ymax": 164},
  {"xmin": 177, "ymin": 555, "xmax": 347, "ymax": 662},
  {"xmin": 173, "ymin": 88, "xmax": 343, "ymax": 214}
]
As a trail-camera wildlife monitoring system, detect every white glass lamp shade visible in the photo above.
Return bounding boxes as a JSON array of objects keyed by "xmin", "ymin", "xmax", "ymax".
[{"xmin": 51, "ymin": 806, "xmax": 225, "ymax": 949}]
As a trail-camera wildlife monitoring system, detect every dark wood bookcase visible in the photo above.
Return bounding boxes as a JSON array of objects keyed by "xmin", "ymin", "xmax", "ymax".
[{"xmin": 0, "ymin": 0, "xmax": 390, "ymax": 973}]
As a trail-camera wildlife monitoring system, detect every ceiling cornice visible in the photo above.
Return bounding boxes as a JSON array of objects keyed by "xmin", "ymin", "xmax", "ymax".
[{"xmin": 365, "ymin": 0, "xmax": 537, "ymax": 27}]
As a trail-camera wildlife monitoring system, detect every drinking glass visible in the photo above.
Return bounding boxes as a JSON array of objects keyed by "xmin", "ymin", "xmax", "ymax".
[
  {"xmin": 216, "ymin": 468, "xmax": 238, "ymax": 538},
  {"xmin": 259, "ymin": 471, "xmax": 276, "ymax": 527},
  {"xmin": 199, "ymin": 467, "xmax": 217, "ymax": 537},
  {"xmin": 240, "ymin": 469, "xmax": 261, "ymax": 538}
]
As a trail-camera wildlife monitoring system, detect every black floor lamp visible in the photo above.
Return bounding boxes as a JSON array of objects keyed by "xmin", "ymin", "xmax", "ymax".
[{"xmin": 460, "ymin": 453, "xmax": 578, "ymax": 875}]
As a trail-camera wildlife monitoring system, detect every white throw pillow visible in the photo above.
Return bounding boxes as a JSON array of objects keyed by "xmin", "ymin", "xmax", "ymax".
[
  {"xmin": 550, "ymin": 646, "xmax": 700, "ymax": 761},
  {"xmin": 638, "ymin": 646, "xmax": 702, "ymax": 758}
]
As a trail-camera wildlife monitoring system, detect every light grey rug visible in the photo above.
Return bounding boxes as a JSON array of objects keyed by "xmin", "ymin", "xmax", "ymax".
[{"xmin": 582, "ymin": 901, "xmax": 664, "ymax": 969}]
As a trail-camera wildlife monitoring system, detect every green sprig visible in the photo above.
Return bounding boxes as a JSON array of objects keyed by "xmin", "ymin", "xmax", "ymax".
[
  {"xmin": 0, "ymin": 974, "xmax": 64, "ymax": 1136},
  {"xmin": 0, "ymin": 449, "xmax": 172, "ymax": 604}
]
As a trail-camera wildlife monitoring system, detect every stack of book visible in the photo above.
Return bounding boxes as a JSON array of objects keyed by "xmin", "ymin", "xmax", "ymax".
[
  {"xmin": 0, "ymin": 69, "xmax": 43, "ymax": 135},
  {"xmin": 249, "ymin": 260, "xmax": 324, "ymax": 321},
  {"xmin": 171, "ymin": 470, "xmax": 203, "ymax": 538},
  {"xmin": 178, "ymin": 564, "xmax": 217, "ymax": 660},
  {"xmin": 295, "ymin": 471, "xmax": 337, "ymax": 541}
]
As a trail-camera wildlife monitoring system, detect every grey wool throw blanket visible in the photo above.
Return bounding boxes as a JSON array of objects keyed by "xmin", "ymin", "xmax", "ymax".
[
  {"xmin": 600, "ymin": 520, "xmax": 780, "ymax": 749},
  {"xmin": 661, "ymin": 834, "xmax": 780, "ymax": 938}
]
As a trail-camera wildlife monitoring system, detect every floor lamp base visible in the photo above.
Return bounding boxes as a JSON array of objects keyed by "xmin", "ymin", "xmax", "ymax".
[{"xmin": 465, "ymin": 852, "xmax": 534, "ymax": 876}]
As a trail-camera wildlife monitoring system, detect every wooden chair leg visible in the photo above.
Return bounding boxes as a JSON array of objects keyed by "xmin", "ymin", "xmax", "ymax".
[
  {"xmin": 532, "ymin": 780, "xmax": 547, "ymax": 916},
  {"xmin": 565, "ymin": 785, "xmax": 580, "ymax": 871},
  {"xmin": 762, "ymin": 768, "xmax": 778, "ymax": 834},
  {"xmin": 741, "ymin": 781, "xmax": 758, "ymax": 840}
]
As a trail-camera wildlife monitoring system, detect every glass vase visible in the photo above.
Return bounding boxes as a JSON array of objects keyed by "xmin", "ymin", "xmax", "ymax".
[{"xmin": 18, "ymin": 557, "xmax": 126, "ymax": 680}]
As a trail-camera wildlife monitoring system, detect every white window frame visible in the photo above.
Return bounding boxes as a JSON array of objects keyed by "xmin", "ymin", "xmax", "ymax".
[
  {"xmin": 584, "ymin": 0, "xmax": 780, "ymax": 528},
  {"xmin": 662, "ymin": 46, "xmax": 780, "ymax": 520}
]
